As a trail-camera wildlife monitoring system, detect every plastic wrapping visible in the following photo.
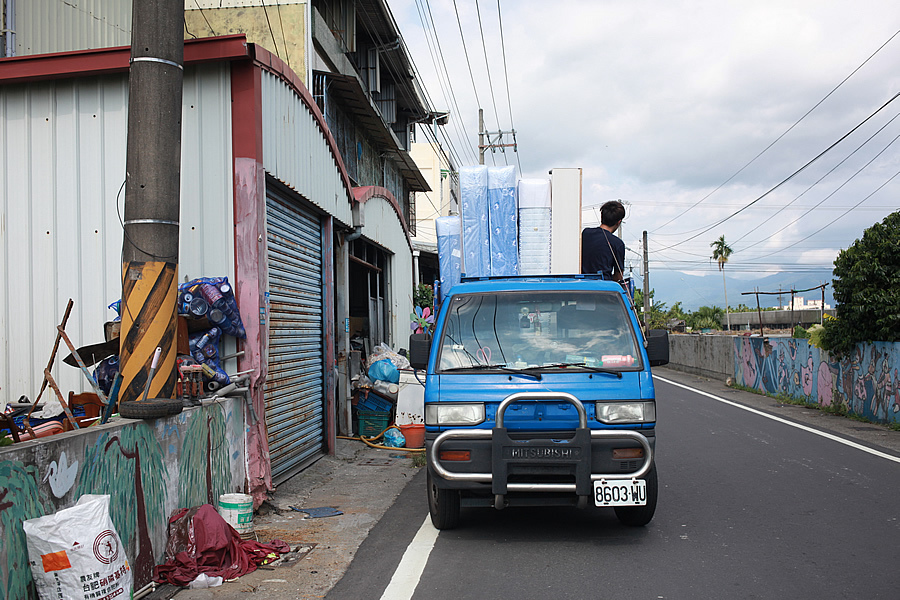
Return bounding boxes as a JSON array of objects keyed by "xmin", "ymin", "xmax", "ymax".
[
  {"xmin": 435, "ymin": 215, "xmax": 462, "ymax": 298},
  {"xmin": 178, "ymin": 276, "xmax": 246, "ymax": 339},
  {"xmin": 460, "ymin": 166, "xmax": 490, "ymax": 277},
  {"xmin": 517, "ymin": 178, "xmax": 552, "ymax": 275},
  {"xmin": 488, "ymin": 166, "xmax": 518, "ymax": 276}
]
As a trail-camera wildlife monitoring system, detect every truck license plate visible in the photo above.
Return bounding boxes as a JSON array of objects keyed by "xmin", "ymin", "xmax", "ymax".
[{"xmin": 593, "ymin": 478, "xmax": 646, "ymax": 506}]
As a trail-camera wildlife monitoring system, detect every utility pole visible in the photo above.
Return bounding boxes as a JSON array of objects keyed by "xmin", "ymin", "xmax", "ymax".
[
  {"xmin": 478, "ymin": 109, "xmax": 485, "ymax": 165},
  {"xmin": 478, "ymin": 108, "xmax": 517, "ymax": 165},
  {"xmin": 119, "ymin": 0, "xmax": 184, "ymax": 404},
  {"xmin": 642, "ymin": 231, "xmax": 650, "ymax": 331}
]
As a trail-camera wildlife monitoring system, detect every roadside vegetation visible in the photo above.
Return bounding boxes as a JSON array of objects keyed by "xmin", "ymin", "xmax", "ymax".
[{"xmin": 728, "ymin": 381, "xmax": 900, "ymax": 432}]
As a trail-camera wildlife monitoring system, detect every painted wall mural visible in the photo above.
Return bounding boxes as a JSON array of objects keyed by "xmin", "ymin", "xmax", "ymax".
[
  {"xmin": 75, "ymin": 425, "xmax": 168, "ymax": 584},
  {"xmin": 733, "ymin": 338, "xmax": 900, "ymax": 424},
  {"xmin": 0, "ymin": 398, "xmax": 246, "ymax": 594},
  {"xmin": 179, "ymin": 405, "xmax": 232, "ymax": 509},
  {"xmin": 0, "ymin": 461, "xmax": 48, "ymax": 600}
]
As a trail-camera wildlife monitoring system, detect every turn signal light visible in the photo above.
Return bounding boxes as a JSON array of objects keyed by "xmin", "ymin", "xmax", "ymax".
[
  {"xmin": 612, "ymin": 448, "xmax": 644, "ymax": 459},
  {"xmin": 439, "ymin": 450, "xmax": 471, "ymax": 461}
]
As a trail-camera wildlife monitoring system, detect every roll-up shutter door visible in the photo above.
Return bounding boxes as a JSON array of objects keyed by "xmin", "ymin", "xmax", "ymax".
[{"xmin": 265, "ymin": 189, "xmax": 325, "ymax": 483}]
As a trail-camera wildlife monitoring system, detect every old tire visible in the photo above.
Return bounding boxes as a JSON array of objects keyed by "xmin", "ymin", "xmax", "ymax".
[
  {"xmin": 428, "ymin": 470, "xmax": 461, "ymax": 530},
  {"xmin": 119, "ymin": 398, "xmax": 183, "ymax": 420},
  {"xmin": 614, "ymin": 464, "xmax": 658, "ymax": 527}
]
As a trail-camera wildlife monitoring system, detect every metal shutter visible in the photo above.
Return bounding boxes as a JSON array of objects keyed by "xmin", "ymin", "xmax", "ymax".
[{"xmin": 265, "ymin": 189, "xmax": 325, "ymax": 483}]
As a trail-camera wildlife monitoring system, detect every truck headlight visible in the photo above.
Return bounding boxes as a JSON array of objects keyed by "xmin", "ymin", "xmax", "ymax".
[
  {"xmin": 425, "ymin": 403, "xmax": 485, "ymax": 426},
  {"xmin": 595, "ymin": 401, "xmax": 656, "ymax": 424}
]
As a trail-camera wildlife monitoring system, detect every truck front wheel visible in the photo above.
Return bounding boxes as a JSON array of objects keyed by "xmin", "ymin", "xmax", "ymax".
[
  {"xmin": 428, "ymin": 470, "xmax": 461, "ymax": 530},
  {"xmin": 614, "ymin": 465, "xmax": 658, "ymax": 526}
]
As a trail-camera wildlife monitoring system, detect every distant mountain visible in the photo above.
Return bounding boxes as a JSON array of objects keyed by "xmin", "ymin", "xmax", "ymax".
[{"xmin": 640, "ymin": 269, "xmax": 835, "ymax": 312}]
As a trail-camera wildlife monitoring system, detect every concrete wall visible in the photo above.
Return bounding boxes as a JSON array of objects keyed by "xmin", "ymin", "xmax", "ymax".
[
  {"xmin": 667, "ymin": 334, "xmax": 735, "ymax": 380},
  {"xmin": 0, "ymin": 399, "xmax": 246, "ymax": 597},
  {"xmin": 733, "ymin": 337, "xmax": 900, "ymax": 426}
]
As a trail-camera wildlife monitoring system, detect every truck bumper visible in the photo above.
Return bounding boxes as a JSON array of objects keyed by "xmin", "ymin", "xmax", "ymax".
[{"xmin": 426, "ymin": 392, "xmax": 655, "ymax": 508}]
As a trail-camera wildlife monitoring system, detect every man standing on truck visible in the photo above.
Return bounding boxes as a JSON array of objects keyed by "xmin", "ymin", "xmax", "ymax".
[{"xmin": 581, "ymin": 200, "xmax": 626, "ymax": 281}]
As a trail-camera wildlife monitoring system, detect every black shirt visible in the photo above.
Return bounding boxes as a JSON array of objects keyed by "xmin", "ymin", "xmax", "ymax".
[{"xmin": 581, "ymin": 227, "xmax": 625, "ymax": 278}]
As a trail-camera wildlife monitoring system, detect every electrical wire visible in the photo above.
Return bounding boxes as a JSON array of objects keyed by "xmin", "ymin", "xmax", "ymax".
[
  {"xmin": 451, "ymin": 0, "xmax": 483, "ymax": 112},
  {"xmin": 496, "ymin": 0, "xmax": 522, "ymax": 173},
  {"xmin": 732, "ymin": 108, "xmax": 900, "ymax": 246},
  {"xmin": 474, "ymin": 0, "xmax": 504, "ymax": 165},
  {"xmin": 649, "ymin": 26, "xmax": 900, "ymax": 234},
  {"xmin": 259, "ymin": 0, "xmax": 282, "ymax": 60},
  {"xmin": 651, "ymin": 90, "xmax": 900, "ymax": 251},
  {"xmin": 737, "ymin": 122, "xmax": 900, "ymax": 253},
  {"xmin": 413, "ymin": 0, "xmax": 478, "ymax": 164}
]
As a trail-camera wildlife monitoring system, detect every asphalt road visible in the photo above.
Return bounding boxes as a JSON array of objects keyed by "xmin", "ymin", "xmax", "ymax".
[{"xmin": 328, "ymin": 370, "xmax": 900, "ymax": 600}]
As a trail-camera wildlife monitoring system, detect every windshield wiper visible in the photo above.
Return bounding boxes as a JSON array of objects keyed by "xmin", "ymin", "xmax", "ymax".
[
  {"xmin": 442, "ymin": 364, "xmax": 543, "ymax": 381},
  {"xmin": 520, "ymin": 362, "xmax": 623, "ymax": 379}
]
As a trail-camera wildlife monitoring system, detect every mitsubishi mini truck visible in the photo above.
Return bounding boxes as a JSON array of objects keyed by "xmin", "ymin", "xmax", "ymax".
[{"xmin": 409, "ymin": 275, "xmax": 669, "ymax": 529}]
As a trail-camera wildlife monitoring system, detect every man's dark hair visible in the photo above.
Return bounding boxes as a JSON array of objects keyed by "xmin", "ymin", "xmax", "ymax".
[{"xmin": 600, "ymin": 200, "xmax": 626, "ymax": 227}]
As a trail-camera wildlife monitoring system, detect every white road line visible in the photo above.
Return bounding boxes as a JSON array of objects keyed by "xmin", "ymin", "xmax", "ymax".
[
  {"xmin": 379, "ymin": 515, "xmax": 439, "ymax": 600},
  {"xmin": 655, "ymin": 375, "xmax": 900, "ymax": 465}
]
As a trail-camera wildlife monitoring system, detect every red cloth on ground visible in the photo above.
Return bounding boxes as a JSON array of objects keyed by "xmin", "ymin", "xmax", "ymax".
[{"xmin": 154, "ymin": 504, "xmax": 290, "ymax": 586}]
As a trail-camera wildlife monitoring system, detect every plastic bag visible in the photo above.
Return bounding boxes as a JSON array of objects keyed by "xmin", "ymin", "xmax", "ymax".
[
  {"xmin": 367, "ymin": 343, "xmax": 411, "ymax": 371},
  {"xmin": 368, "ymin": 359, "xmax": 399, "ymax": 384},
  {"xmin": 383, "ymin": 427, "xmax": 406, "ymax": 448},
  {"xmin": 23, "ymin": 494, "xmax": 132, "ymax": 600}
]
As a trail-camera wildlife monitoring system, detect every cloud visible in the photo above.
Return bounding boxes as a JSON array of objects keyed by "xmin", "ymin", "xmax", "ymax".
[{"xmin": 394, "ymin": 0, "xmax": 900, "ymax": 290}]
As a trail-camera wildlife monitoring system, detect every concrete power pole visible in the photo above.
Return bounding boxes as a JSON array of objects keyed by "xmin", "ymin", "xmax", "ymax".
[
  {"xmin": 642, "ymin": 231, "xmax": 650, "ymax": 331},
  {"xmin": 478, "ymin": 108, "xmax": 485, "ymax": 165},
  {"xmin": 119, "ymin": 0, "xmax": 184, "ymax": 404}
]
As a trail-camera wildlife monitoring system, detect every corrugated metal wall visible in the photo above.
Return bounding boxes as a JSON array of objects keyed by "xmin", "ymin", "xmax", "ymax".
[
  {"xmin": 264, "ymin": 188, "xmax": 325, "ymax": 482},
  {"xmin": 0, "ymin": 64, "xmax": 235, "ymax": 407},
  {"xmin": 13, "ymin": 0, "xmax": 132, "ymax": 56},
  {"xmin": 261, "ymin": 70, "xmax": 352, "ymax": 227}
]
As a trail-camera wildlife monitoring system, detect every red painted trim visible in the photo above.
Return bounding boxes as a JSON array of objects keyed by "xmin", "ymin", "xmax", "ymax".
[
  {"xmin": 251, "ymin": 46, "xmax": 356, "ymax": 210},
  {"xmin": 353, "ymin": 186, "xmax": 413, "ymax": 251},
  {"xmin": 0, "ymin": 35, "xmax": 250, "ymax": 85}
]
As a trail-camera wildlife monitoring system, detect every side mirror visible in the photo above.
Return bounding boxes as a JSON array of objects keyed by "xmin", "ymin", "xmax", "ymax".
[
  {"xmin": 408, "ymin": 333, "xmax": 433, "ymax": 371},
  {"xmin": 646, "ymin": 329, "xmax": 669, "ymax": 367}
]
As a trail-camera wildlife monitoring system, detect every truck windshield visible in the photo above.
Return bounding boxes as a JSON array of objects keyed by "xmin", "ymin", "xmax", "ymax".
[{"xmin": 437, "ymin": 291, "xmax": 642, "ymax": 373}]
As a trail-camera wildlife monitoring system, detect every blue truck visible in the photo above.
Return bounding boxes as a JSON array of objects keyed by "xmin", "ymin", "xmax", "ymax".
[{"xmin": 409, "ymin": 275, "xmax": 669, "ymax": 530}]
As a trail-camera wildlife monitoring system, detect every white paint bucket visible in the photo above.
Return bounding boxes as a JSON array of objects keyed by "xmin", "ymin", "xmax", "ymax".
[{"xmin": 218, "ymin": 493, "xmax": 254, "ymax": 534}]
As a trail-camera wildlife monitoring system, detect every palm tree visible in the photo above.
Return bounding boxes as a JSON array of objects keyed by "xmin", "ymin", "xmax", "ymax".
[{"xmin": 710, "ymin": 235, "xmax": 733, "ymax": 331}]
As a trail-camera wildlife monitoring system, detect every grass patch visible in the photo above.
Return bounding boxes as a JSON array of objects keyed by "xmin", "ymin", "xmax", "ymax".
[
  {"xmin": 728, "ymin": 382, "xmax": 891, "ymax": 428},
  {"xmin": 411, "ymin": 452, "xmax": 427, "ymax": 468}
]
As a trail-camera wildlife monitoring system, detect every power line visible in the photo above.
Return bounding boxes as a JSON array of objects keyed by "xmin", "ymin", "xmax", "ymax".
[
  {"xmin": 451, "ymin": 0, "xmax": 483, "ymax": 112},
  {"xmin": 649, "ymin": 26, "xmax": 900, "ymax": 234},
  {"xmin": 651, "ymin": 90, "xmax": 900, "ymax": 252},
  {"xmin": 415, "ymin": 0, "xmax": 478, "ymax": 164},
  {"xmin": 496, "ymin": 0, "xmax": 522, "ymax": 173},
  {"xmin": 736, "ymin": 120, "xmax": 900, "ymax": 253},
  {"xmin": 743, "ymin": 166, "xmax": 900, "ymax": 262},
  {"xmin": 474, "ymin": 0, "xmax": 504, "ymax": 165}
]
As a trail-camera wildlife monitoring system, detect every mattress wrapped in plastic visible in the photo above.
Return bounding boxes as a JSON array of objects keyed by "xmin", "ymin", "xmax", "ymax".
[
  {"xmin": 488, "ymin": 166, "xmax": 519, "ymax": 276},
  {"xmin": 435, "ymin": 215, "xmax": 462, "ymax": 299},
  {"xmin": 517, "ymin": 178, "xmax": 552, "ymax": 275},
  {"xmin": 460, "ymin": 165, "xmax": 490, "ymax": 277}
]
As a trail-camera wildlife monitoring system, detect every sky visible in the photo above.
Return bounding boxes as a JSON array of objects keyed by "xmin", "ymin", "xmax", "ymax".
[{"xmin": 387, "ymin": 0, "xmax": 900, "ymax": 290}]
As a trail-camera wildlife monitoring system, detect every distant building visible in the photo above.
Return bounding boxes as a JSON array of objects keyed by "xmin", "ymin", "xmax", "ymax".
[{"xmin": 782, "ymin": 296, "xmax": 832, "ymax": 311}]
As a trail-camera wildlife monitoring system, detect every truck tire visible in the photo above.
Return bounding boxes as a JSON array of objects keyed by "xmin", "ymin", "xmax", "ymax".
[
  {"xmin": 119, "ymin": 398, "xmax": 183, "ymax": 420},
  {"xmin": 614, "ymin": 465, "xmax": 658, "ymax": 526},
  {"xmin": 428, "ymin": 470, "xmax": 461, "ymax": 530}
]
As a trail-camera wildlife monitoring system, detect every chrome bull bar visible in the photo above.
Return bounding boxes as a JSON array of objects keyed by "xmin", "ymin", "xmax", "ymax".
[{"xmin": 428, "ymin": 392, "xmax": 653, "ymax": 506}]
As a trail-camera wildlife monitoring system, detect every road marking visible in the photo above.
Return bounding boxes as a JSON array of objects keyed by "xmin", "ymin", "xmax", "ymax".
[
  {"xmin": 654, "ymin": 375, "xmax": 900, "ymax": 465},
  {"xmin": 379, "ymin": 516, "xmax": 439, "ymax": 600}
]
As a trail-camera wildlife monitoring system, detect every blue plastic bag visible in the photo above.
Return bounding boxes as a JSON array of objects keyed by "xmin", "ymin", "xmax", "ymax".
[
  {"xmin": 368, "ymin": 359, "xmax": 400, "ymax": 384},
  {"xmin": 383, "ymin": 427, "xmax": 406, "ymax": 448}
]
